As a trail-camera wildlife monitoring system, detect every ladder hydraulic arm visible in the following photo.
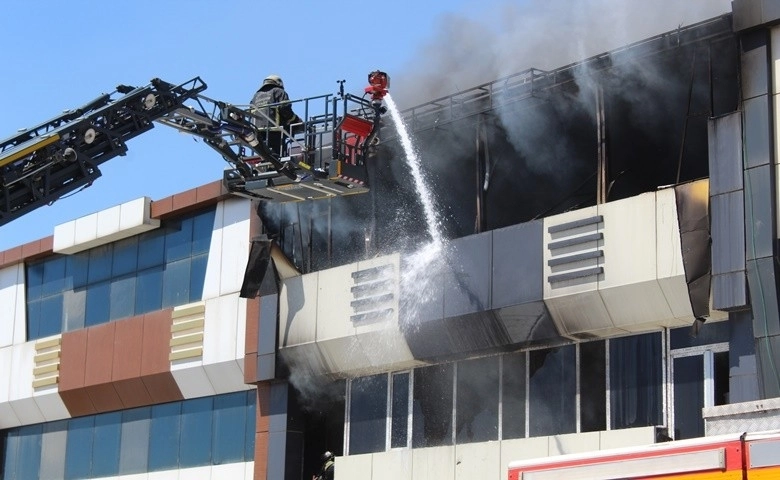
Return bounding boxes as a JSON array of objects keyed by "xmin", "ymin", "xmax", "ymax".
[{"xmin": 0, "ymin": 72, "xmax": 389, "ymax": 227}]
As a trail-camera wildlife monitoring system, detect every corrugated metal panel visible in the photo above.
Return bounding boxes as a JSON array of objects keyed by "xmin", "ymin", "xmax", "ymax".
[
  {"xmin": 745, "ymin": 164, "xmax": 775, "ymax": 260},
  {"xmin": 712, "ymin": 272, "xmax": 748, "ymax": 311},
  {"xmin": 707, "ymin": 113, "xmax": 742, "ymax": 196}
]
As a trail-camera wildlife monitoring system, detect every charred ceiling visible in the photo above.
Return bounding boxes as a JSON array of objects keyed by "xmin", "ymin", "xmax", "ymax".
[{"xmin": 263, "ymin": 15, "xmax": 739, "ymax": 273}]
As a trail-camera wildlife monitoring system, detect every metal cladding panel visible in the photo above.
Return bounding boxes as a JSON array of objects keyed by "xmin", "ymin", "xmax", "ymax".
[
  {"xmin": 401, "ymin": 252, "xmax": 446, "ymax": 325},
  {"xmin": 338, "ymin": 452, "xmax": 373, "ymax": 480},
  {"xmin": 453, "ymin": 441, "xmax": 501, "ymax": 480},
  {"xmin": 544, "ymin": 291, "xmax": 616, "ymax": 339},
  {"xmin": 316, "ymin": 263, "xmax": 357, "ymax": 341},
  {"xmin": 258, "ymin": 294, "xmax": 277, "ymax": 355},
  {"xmin": 219, "ymin": 198, "xmax": 252, "ymax": 296},
  {"xmin": 412, "ymin": 445, "xmax": 456, "ymax": 480},
  {"xmin": 0, "ymin": 264, "xmax": 24, "ymax": 348},
  {"xmin": 744, "ymin": 96, "xmax": 772, "ymax": 168},
  {"xmin": 372, "ymin": 449, "xmax": 413, "ymax": 480},
  {"xmin": 656, "ymin": 187, "xmax": 696, "ymax": 319},
  {"xmin": 774, "ymin": 27, "xmax": 780, "ymax": 95},
  {"xmin": 733, "ymin": 0, "xmax": 780, "ymax": 31},
  {"xmin": 741, "ymin": 40, "xmax": 768, "ymax": 100},
  {"xmin": 279, "ymin": 273, "xmax": 318, "ymax": 347},
  {"xmin": 203, "ymin": 293, "xmax": 240, "ymax": 365},
  {"xmin": 0, "ymin": 346, "xmax": 21, "ymax": 428},
  {"xmin": 494, "ymin": 301, "xmax": 566, "ymax": 347},
  {"xmin": 543, "ymin": 206, "xmax": 601, "ymax": 299},
  {"xmin": 708, "ymin": 112, "xmax": 743, "ymax": 196},
  {"xmin": 748, "ymin": 257, "xmax": 780, "ymax": 337},
  {"xmin": 493, "ymin": 221, "xmax": 544, "ymax": 308},
  {"xmin": 675, "ymin": 181, "xmax": 712, "ymax": 319},
  {"xmin": 443, "ymin": 232, "xmax": 492, "ymax": 317},
  {"xmin": 712, "ymin": 272, "xmax": 748, "ymax": 311},
  {"xmin": 600, "ymin": 281, "xmax": 680, "ymax": 333},
  {"xmin": 711, "ymin": 191, "xmax": 746, "ymax": 275},
  {"xmin": 745, "ymin": 164, "xmax": 775, "ymax": 260},
  {"xmin": 756, "ymin": 335, "xmax": 780, "ymax": 399},
  {"xmin": 9, "ymin": 341, "xmax": 45, "ymax": 424},
  {"xmin": 202, "ymin": 200, "xmax": 225, "ymax": 300}
]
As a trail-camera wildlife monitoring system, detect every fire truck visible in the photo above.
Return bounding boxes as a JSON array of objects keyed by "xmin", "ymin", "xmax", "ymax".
[
  {"xmin": 507, "ymin": 431, "xmax": 780, "ymax": 479},
  {"xmin": 0, "ymin": 71, "xmax": 390, "ymax": 226}
]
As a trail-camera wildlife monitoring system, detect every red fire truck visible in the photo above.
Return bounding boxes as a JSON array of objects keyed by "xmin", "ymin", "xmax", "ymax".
[{"xmin": 507, "ymin": 431, "xmax": 780, "ymax": 479}]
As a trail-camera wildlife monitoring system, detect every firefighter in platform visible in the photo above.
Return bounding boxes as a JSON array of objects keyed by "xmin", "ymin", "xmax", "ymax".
[
  {"xmin": 250, "ymin": 74, "xmax": 302, "ymax": 157},
  {"xmin": 313, "ymin": 451, "xmax": 334, "ymax": 480}
]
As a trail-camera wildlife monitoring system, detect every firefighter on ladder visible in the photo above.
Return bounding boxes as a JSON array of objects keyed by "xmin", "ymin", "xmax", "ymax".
[
  {"xmin": 313, "ymin": 451, "xmax": 334, "ymax": 480},
  {"xmin": 250, "ymin": 74, "xmax": 303, "ymax": 158}
]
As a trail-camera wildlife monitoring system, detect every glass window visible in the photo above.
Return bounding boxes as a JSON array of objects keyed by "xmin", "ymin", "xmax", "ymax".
[
  {"xmin": 63, "ymin": 289, "xmax": 86, "ymax": 331},
  {"xmin": 165, "ymin": 217, "xmax": 193, "ymax": 262},
  {"xmin": 245, "ymin": 391, "xmax": 257, "ymax": 461},
  {"xmin": 502, "ymin": 352, "xmax": 526, "ymax": 440},
  {"xmin": 610, "ymin": 333, "xmax": 663, "ymax": 429},
  {"xmin": 135, "ymin": 266, "xmax": 163, "ymax": 314},
  {"xmin": 85, "ymin": 281, "xmax": 110, "ymax": 327},
  {"xmin": 580, "ymin": 341, "xmax": 606, "ymax": 432},
  {"xmin": 26, "ymin": 299, "xmax": 42, "ymax": 340},
  {"xmin": 192, "ymin": 210, "xmax": 216, "ymax": 255},
  {"xmin": 670, "ymin": 322, "xmax": 730, "ymax": 349},
  {"xmin": 17, "ymin": 424, "xmax": 42, "ymax": 480},
  {"xmin": 529, "ymin": 345, "xmax": 576, "ymax": 437},
  {"xmin": 109, "ymin": 275, "xmax": 136, "ymax": 320},
  {"xmin": 457, "ymin": 356, "xmax": 499, "ymax": 444},
  {"xmin": 26, "ymin": 261, "xmax": 44, "ymax": 301},
  {"xmin": 112, "ymin": 237, "xmax": 139, "ymax": 277},
  {"xmin": 391, "ymin": 373, "xmax": 409, "ymax": 448},
  {"xmin": 180, "ymin": 397, "xmax": 213, "ymax": 467},
  {"xmin": 149, "ymin": 402, "xmax": 182, "ymax": 471},
  {"xmin": 38, "ymin": 294, "xmax": 64, "ymax": 338},
  {"xmin": 92, "ymin": 411, "xmax": 121, "ymax": 477},
  {"xmin": 673, "ymin": 355, "xmax": 704, "ymax": 439},
  {"xmin": 41, "ymin": 256, "xmax": 66, "ymax": 297},
  {"xmin": 162, "ymin": 258, "xmax": 191, "ymax": 308},
  {"xmin": 119, "ymin": 407, "xmax": 151, "ymax": 475},
  {"xmin": 412, "ymin": 364, "xmax": 453, "ymax": 448},
  {"xmin": 2, "ymin": 429, "xmax": 19, "ymax": 478},
  {"xmin": 137, "ymin": 229, "xmax": 165, "ymax": 270},
  {"xmin": 66, "ymin": 253, "xmax": 89, "ymax": 289},
  {"xmin": 87, "ymin": 245, "xmax": 112, "ymax": 284},
  {"xmin": 189, "ymin": 254, "xmax": 208, "ymax": 302},
  {"xmin": 213, "ymin": 392, "xmax": 248, "ymax": 464},
  {"xmin": 40, "ymin": 420, "xmax": 67, "ymax": 480},
  {"xmin": 349, "ymin": 374, "xmax": 387, "ymax": 455},
  {"xmin": 64, "ymin": 416, "xmax": 93, "ymax": 480}
]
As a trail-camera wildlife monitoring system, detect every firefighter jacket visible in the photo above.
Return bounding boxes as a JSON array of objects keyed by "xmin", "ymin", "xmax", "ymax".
[{"xmin": 250, "ymin": 85, "xmax": 296, "ymax": 129}]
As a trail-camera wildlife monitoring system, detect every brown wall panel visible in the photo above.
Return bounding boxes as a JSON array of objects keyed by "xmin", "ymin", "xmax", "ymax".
[
  {"xmin": 172, "ymin": 189, "xmax": 197, "ymax": 212},
  {"xmin": 256, "ymin": 383, "xmax": 270, "ymax": 433},
  {"xmin": 59, "ymin": 329, "xmax": 96, "ymax": 416},
  {"xmin": 113, "ymin": 378, "xmax": 153, "ymax": 408},
  {"xmin": 254, "ymin": 431, "xmax": 269, "ymax": 480},
  {"xmin": 245, "ymin": 297, "xmax": 259, "ymax": 355},
  {"xmin": 141, "ymin": 372, "xmax": 183, "ymax": 404},
  {"xmin": 84, "ymin": 322, "xmax": 115, "ymax": 384},
  {"xmin": 112, "ymin": 316, "xmax": 144, "ymax": 380},
  {"xmin": 244, "ymin": 353, "xmax": 257, "ymax": 384},
  {"xmin": 84, "ymin": 383, "xmax": 123, "ymax": 412},
  {"xmin": 140, "ymin": 309, "xmax": 173, "ymax": 376}
]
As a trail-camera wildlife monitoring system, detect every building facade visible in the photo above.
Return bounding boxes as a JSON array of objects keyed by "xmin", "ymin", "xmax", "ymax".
[{"xmin": 3, "ymin": 2, "xmax": 780, "ymax": 479}]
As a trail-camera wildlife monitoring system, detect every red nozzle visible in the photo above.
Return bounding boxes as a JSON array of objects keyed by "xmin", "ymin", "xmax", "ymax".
[{"xmin": 365, "ymin": 70, "xmax": 389, "ymax": 102}]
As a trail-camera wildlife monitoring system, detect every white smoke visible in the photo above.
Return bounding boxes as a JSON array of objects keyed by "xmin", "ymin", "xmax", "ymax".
[{"xmin": 392, "ymin": 0, "xmax": 732, "ymax": 108}]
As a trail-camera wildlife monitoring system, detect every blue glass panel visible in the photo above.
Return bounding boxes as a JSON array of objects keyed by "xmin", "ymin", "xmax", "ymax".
[
  {"xmin": 245, "ymin": 391, "xmax": 256, "ymax": 461},
  {"xmin": 213, "ymin": 392, "xmax": 247, "ymax": 464},
  {"xmin": 180, "ymin": 396, "xmax": 213, "ymax": 467},
  {"xmin": 109, "ymin": 275, "xmax": 136, "ymax": 320},
  {"xmin": 391, "ymin": 373, "xmax": 409, "ymax": 448},
  {"xmin": 138, "ymin": 230, "xmax": 165, "ymax": 270},
  {"xmin": 17, "ymin": 424, "xmax": 42, "ymax": 480},
  {"xmin": 148, "ymin": 402, "xmax": 182, "ymax": 471},
  {"xmin": 162, "ymin": 258, "xmax": 191, "ymax": 308},
  {"xmin": 41, "ymin": 256, "xmax": 66, "ymax": 297},
  {"xmin": 165, "ymin": 217, "xmax": 193, "ymax": 262},
  {"xmin": 192, "ymin": 209, "xmax": 216, "ymax": 254},
  {"xmin": 40, "ymin": 420, "xmax": 68, "ymax": 480},
  {"xmin": 2, "ymin": 429, "xmax": 20, "ymax": 479},
  {"xmin": 64, "ymin": 416, "xmax": 94, "ymax": 480},
  {"xmin": 610, "ymin": 332, "xmax": 663, "ymax": 429},
  {"xmin": 112, "ymin": 237, "xmax": 139, "ymax": 277},
  {"xmin": 87, "ymin": 245, "xmax": 113, "ymax": 284},
  {"xmin": 529, "ymin": 345, "xmax": 576, "ymax": 437},
  {"xmin": 26, "ymin": 299, "xmax": 42, "ymax": 340},
  {"xmin": 670, "ymin": 322, "xmax": 730, "ymax": 349},
  {"xmin": 135, "ymin": 266, "xmax": 163, "ymax": 315},
  {"xmin": 92, "ymin": 411, "xmax": 121, "ymax": 477},
  {"xmin": 38, "ymin": 294, "xmax": 64, "ymax": 338},
  {"xmin": 66, "ymin": 253, "xmax": 89, "ymax": 289},
  {"xmin": 26, "ymin": 261, "xmax": 45, "ymax": 300},
  {"xmin": 85, "ymin": 281, "xmax": 110, "ymax": 327},
  {"xmin": 119, "ymin": 407, "xmax": 151, "ymax": 475},
  {"xmin": 350, "ymin": 374, "xmax": 387, "ymax": 454},
  {"xmin": 189, "ymin": 254, "xmax": 208, "ymax": 302},
  {"xmin": 63, "ymin": 289, "xmax": 86, "ymax": 332}
]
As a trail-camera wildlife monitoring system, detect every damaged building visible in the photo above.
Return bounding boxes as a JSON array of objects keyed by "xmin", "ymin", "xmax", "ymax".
[{"xmin": 2, "ymin": 1, "xmax": 780, "ymax": 479}]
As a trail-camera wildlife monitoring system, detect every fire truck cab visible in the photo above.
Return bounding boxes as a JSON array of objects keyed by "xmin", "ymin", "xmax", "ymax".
[{"xmin": 507, "ymin": 431, "xmax": 780, "ymax": 479}]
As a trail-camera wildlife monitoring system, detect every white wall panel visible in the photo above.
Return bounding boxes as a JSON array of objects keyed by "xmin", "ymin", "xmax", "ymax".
[
  {"xmin": 338, "ymin": 453, "xmax": 374, "ymax": 480},
  {"xmin": 548, "ymin": 431, "xmax": 600, "ymax": 455},
  {"xmin": 211, "ymin": 462, "xmax": 246, "ymax": 479},
  {"xmin": 146, "ymin": 469, "xmax": 178, "ymax": 480},
  {"xmin": 0, "ymin": 346, "xmax": 21, "ymax": 428},
  {"xmin": 772, "ymin": 26, "xmax": 780, "ymax": 95},
  {"xmin": 170, "ymin": 362, "xmax": 216, "ymax": 399},
  {"xmin": 117, "ymin": 473, "xmax": 150, "ymax": 480},
  {"xmin": 244, "ymin": 461, "xmax": 255, "ymax": 480},
  {"xmin": 95, "ymin": 204, "xmax": 122, "ymax": 239},
  {"xmin": 454, "ymin": 441, "xmax": 501, "ymax": 480},
  {"xmin": 373, "ymin": 450, "xmax": 413, "ymax": 480},
  {"xmin": 500, "ymin": 437, "xmax": 549, "ymax": 479},
  {"xmin": 8, "ymin": 342, "xmax": 45, "ymax": 424},
  {"xmin": 544, "ymin": 291, "xmax": 617, "ymax": 338},
  {"xmin": 32, "ymin": 385, "xmax": 70, "ymax": 421},
  {"xmin": 279, "ymin": 273, "xmax": 319, "ymax": 347},
  {"xmin": 600, "ymin": 281, "xmax": 673, "ymax": 332},
  {"xmin": 598, "ymin": 192, "xmax": 656, "ymax": 288},
  {"xmin": 317, "ymin": 336, "xmax": 370, "ymax": 375},
  {"xmin": 73, "ymin": 213, "xmax": 99, "ymax": 247},
  {"xmin": 0, "ymin": 264, "xmax": 24, "ymax": 347},
  {"xmin": 656, "ymin": 188, "xmax": 695, "ymax": 320},
  {"xmin": 177, "ymin": 466, "xmax": 212, "ymax": 480},
  {"xmin": 316, "ymin": 263, "xmax": 357, "ymax": 341},
  {"xmin": 202, "ymin": 201, "xmax": 225, "ymax": 300},
  {"xmin": 412, "ymin": 445, "xmax": 456, "ymax": 480},
  {"xmin": 599, "ymin": 426, "xmax": 656, "ymax": 450},
  {"xmin": 219, "ymin": 198, "xmax": 251, "ymax": 296},
  {"xmin": 204, "ymin": 294, "xmax": 239, "ymax": 363}
]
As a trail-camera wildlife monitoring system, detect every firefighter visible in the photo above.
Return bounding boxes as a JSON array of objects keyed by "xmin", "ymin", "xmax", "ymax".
[
  {"xmin": 250, "ymin": 74, "xmax": 302, "ymax": 157},
  {"xmin": 312, "ymin": 451, "xmax": 334, "ymax": 480}
]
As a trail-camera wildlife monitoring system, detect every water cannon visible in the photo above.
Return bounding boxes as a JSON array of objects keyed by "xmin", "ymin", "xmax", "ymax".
[{"xmin": 365, "ymin": 70, "xmax": 389, "ymax": 110}]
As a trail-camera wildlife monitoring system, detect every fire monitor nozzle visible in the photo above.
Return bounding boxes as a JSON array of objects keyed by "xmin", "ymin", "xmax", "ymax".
[{"xmin": 365, "ymin": 70, "xmax": 389, "ymax": 104}]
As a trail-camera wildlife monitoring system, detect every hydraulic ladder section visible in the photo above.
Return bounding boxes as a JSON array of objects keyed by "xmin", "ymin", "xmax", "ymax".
[{"xmin": 0, "ymin": 73, "xmax": 388, "ymax": 226}]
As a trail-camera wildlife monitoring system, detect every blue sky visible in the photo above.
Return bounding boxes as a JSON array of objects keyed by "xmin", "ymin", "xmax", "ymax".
[
  {"xmin": 0, "ymin": 0, "xmax": 493, "ymax": 251},
  {"xmin": 0, "ymin": 0, "xmax": 730, "ymax": 251}
]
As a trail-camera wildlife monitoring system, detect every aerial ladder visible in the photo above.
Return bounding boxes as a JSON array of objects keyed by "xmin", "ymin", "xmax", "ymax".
[{"xmin": 0, "ymin": 71, "xmax": 390, "ymax": 227}]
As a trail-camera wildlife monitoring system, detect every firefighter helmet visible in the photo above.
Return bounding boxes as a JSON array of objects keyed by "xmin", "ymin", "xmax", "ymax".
[
  {"xmin": 321, "ymin": 451, "xmax": 334, "ymax": 462},
  {"xmin": 263, "ymin": 74, "xmax": 284, "ymax": 88}
]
